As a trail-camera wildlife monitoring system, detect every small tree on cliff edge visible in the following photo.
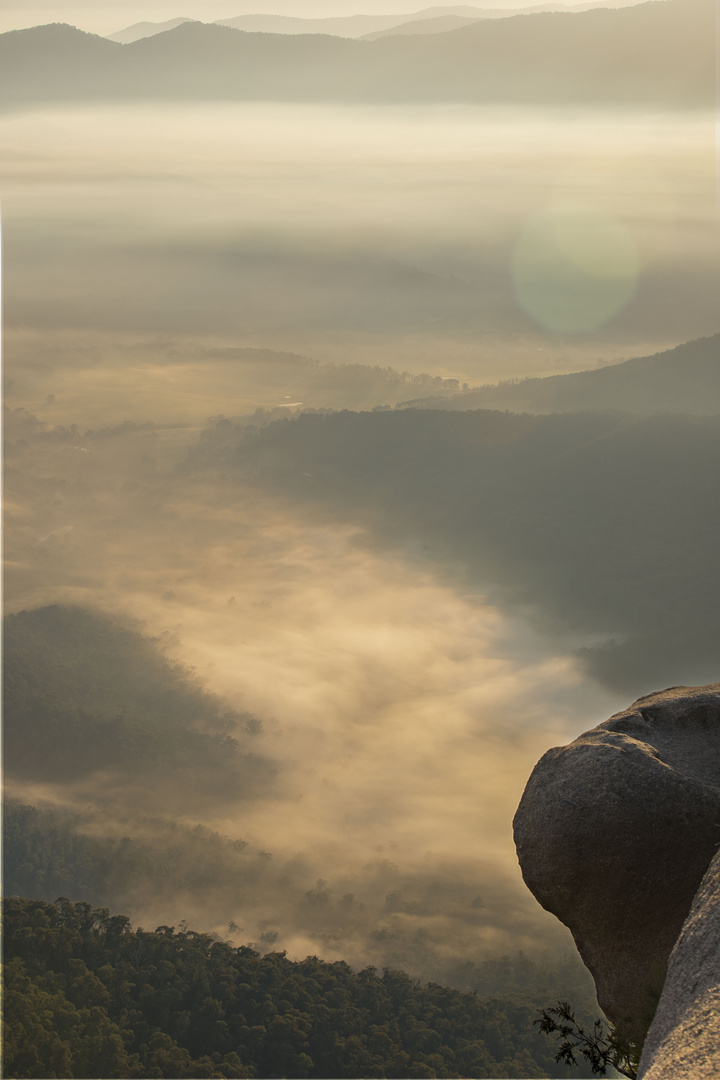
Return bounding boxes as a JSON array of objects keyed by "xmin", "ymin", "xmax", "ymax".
[{"xmin": 536, "ymin": 1000, "xmax": 640, "ymax": 1078}]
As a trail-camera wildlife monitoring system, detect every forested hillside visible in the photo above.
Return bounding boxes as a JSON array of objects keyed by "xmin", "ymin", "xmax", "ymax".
[
  {"xmin": 3, "ymin": 605, "xmax": 271, "ymax": 789},
  {"xmin": 398, "ymin": 334, "xmax": 720, "ymax": 415},
  {"xmin": 3, "ymin": 0, "xmax": 717, "ymax": 1073},
  {"xmin": 189, "ymin": 407, "xmax": 720, "ymax": 692},
  {"xmin": 3, "ymin": 605, "xmax": 597, "ymax": 999},
  {"xmin": 3, "ymin": 896, "xmax": 597, "ymax": 1079}
]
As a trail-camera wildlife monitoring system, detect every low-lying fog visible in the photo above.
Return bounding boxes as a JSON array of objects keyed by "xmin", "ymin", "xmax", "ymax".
[
  {"xmin": 3, "ymin": 98, "xmax": 715, "ymax": 972},
  {"xmin": 3, "ymin": 102, "xmax": 717, "ymax": 425},
  {"xmin": 4, "ymin": 412, "xmax": 623, "ymax": 971}
]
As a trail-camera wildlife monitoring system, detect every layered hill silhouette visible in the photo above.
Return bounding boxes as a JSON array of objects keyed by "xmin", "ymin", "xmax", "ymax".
[
  {"xmin": 398, "ymin": 333, "xmax": 720, "ymax": 414},
  {"xmin": 106, "ymin": 16, "xmax": 194, "ymax": 44},
  {"xmin": 359, "ymin": 0, "xmax": 646, "ymax": 39},
  {"xmin": 106, "ymin": 2, "xmax": 647, "ymax": 43},
  {"xmin": 1, "ymin": 0, "xmax": 712, "ymax": 106},
  {"xmin": 361, "ymin": 14, "xmax": 490, "ymax": 39}
]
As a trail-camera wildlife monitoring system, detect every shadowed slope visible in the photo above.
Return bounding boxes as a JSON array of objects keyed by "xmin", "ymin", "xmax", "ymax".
[
  {"xmin": 398, "ymin": 335, "xmax": 720, "ymax": 415},
  {"xmin": 187, "ymin": 405, "xmax": 720, "ymax": 693}
]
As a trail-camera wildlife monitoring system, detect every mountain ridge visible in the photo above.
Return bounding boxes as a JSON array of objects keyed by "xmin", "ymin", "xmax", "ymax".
[
  {"xmin": 397, "ymin": 333, "xmax": 720, "ymax": 414},
  {"xmin": 104, "ymin": 1, "xmax": 649, "ymax": 43},
  {"xmin": 0, "ymin": 0, "xmax": 712, "ymax": 107}
]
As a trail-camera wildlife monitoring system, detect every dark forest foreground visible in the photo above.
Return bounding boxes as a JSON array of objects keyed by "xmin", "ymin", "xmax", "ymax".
[{"xmin": 3, "ymin": 896, "xmax": 599, "ymax": 1079}]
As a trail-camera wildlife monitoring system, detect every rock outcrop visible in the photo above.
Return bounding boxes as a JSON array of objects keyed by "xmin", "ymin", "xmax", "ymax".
[
  {"xmin": 513, "ymin": 683, "xmax": 720, "ymax": 1048},
  {"xmin": 638, "ymin": 847, "xmax": 720, "ymax": 1079}
]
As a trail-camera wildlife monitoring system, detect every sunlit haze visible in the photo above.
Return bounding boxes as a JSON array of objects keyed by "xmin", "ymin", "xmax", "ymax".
[{"xmin": 3, "ymin": 3, "xmax": 718, "ymax": 1067}]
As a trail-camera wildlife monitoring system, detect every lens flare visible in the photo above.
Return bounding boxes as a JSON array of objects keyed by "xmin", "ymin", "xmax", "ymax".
[{"xmin": 512, "ymin": 202, "xmax": 639, "ymax": 334}]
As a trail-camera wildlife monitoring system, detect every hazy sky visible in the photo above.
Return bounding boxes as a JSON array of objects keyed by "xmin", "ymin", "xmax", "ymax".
[{"xmin": 0, "ymin": 0, "xmax": 548, "ymax": 36}]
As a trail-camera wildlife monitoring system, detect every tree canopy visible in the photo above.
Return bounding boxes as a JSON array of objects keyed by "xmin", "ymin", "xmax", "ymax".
[{"xmin": 3, "ymin": 896, "xmax": 597, "ymax": 1079}]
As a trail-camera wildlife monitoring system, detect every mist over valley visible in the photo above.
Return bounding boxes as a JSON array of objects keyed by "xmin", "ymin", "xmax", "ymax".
[{"xmin": 2, "ymin": 5, "xmax": 719, "ymax": 1075}]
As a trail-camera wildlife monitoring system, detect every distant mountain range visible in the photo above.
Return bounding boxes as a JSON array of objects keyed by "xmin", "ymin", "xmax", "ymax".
[
  {"xmin": 1, "ymin": 0, "xmax": 712, "ymax": 106},
  {"xmin": 358, "ymin": 0, "xmax": 644, "ymax": 38},
  {"xmin": 106, "ymin": 2, "xmax": 647, "ymax": 44},
  {"xmin": 107, "ymin": 17, "xmax": 195, "ymax": 44},
  {"xmin": 397, "ymin": 334, "xmax": 720, "ymax": 414},
  {"xmin": 359, "ymin": 14, "xmax": 493, "ymax": 39}
]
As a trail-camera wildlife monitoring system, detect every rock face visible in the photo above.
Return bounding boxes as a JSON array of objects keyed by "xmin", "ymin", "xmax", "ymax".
[
  {"xmin": 638, "ymin": 847, "xmax": 720, "ymax": 1078},
  {"xmin": 513, "ymin": 683, "xmax": 720, "ymax": 1048}
]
